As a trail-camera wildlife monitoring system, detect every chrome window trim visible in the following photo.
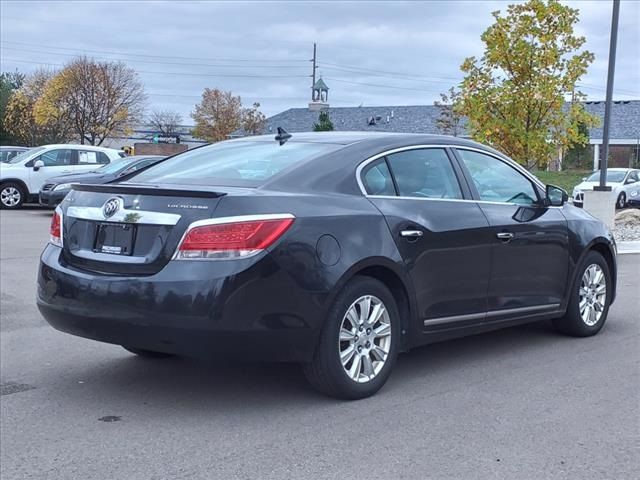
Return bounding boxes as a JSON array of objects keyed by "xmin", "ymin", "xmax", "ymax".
[
  {"xmin": 66, "ymin": 205, "xmax": 181, "ymax": 225},
  {"xmin": 355, "ymin": 144, "xmax": 546, "ymax": 208},
  {"xmin": 423, "ymin": 303, "xmax": 561, "ymax": 327},
  {"xmin": 172, "ymin": 213, "xmax": 295, "ymax": 261}
]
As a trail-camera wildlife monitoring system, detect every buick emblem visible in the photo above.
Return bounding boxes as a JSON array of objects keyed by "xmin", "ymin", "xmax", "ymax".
[{"xmin": 102, "ymin": 197, "xmax": 122, "ymax": 218}]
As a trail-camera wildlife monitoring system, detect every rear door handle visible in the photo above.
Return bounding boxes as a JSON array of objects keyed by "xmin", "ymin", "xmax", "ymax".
[
  {"xmin": 496, "ymin": 232, "xmax": 514, "ymax": 241},
  {"xmin": 400, "ymin": 230, "xmax": 424, "ymax": 238}
]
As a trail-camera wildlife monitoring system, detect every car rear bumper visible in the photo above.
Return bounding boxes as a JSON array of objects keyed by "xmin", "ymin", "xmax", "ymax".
[
  {"xmin": 39, "ymin": 190, "xmax": 67, "ymax": 206},
  {"xmin": 37, "ymin": 244, "xmax": 322, "ymax": 362}
]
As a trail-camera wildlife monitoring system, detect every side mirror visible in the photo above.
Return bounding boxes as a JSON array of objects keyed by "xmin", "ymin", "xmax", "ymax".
[
  {"xmin": 546, "ymin": 184, "xmax": 568, "ymax": 207},
  {"xmin": 582, "ymin": 177, "xmax": 587, "ymax": 181},
  {"xmin": 625, "ymin": 178, "xmax": 637, "ymax": 185},
  {"xmin": 33, "ymin": 159, "xmax": 45, "ymax": 171}
]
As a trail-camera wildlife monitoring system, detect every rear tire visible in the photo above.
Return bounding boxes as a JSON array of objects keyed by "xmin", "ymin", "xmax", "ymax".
[
  {"xmin": 553, "ymin": 251, "xmax": 611, "ymax": 337},
  {"xmin": 122, "ymin": 346, "xmax": 174, "ymax": 358},
  {"xmin": 303, "ymin": 276, "xmax": 401, "ymax": 400},
  {"xmin": 0, "ymin": 183, "xmax": 25, "ymax": 209},
  {"xmin": 616, "ymin": 192, "xmax": 626, "ymax": 209}
]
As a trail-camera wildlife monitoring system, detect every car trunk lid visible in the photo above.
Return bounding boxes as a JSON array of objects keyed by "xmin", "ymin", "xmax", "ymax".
[{"xmin": 61, "ymin": 184, "xmax": 228, "ymax": 275}]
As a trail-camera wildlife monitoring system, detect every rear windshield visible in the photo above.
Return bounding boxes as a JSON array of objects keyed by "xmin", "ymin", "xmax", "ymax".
[{"xmin": 131, "ymin": 141, "xmax": 340, "ymax": 186}]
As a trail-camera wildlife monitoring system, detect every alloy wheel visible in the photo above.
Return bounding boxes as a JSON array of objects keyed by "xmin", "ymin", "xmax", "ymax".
[
  {"xmin": 617, "ymin": 193, "xmax": 626, "ymax": 209},
  {"xmin": 579, "ymin": 264, "xmax": 607, "ymax": 327},
  {"xmin": 1, "ymin": 187, "xmax": 21, "ymax": 207},
  {"xmin": 338, "ymin": 295, "xmax": 392, "ymax": 383}
]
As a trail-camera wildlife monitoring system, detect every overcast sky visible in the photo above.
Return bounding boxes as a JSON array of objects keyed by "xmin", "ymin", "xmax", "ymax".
[{"xmin": 1, "ymin": 0, "xmax": 638, "ymax": 122}]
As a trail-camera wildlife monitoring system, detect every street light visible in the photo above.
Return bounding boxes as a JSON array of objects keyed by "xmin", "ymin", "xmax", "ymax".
[{"xmin": 596, "ymin": 0, "xmax": 620, "ymax": 191}]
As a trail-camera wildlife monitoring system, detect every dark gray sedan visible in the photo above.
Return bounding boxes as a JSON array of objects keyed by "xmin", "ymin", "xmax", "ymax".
[{"xmin": 39, "ymin": 155, "xmax": 164, "ymax": 206}]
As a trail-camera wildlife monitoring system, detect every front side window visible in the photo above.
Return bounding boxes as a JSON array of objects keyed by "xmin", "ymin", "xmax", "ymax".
[
  {"xmin": 385, "ymin": 148, "xmax": 463, "ymax": 199},
  {"xmin": 133, "ymin": 141, "xmax": 341, "ymax": 187},
  {"xmin": 457, "ymin": 149, "xmax": 538, "ymax": 205},
  {"xmin": 38, "ymin": 149, "xmax": 73, "ymax": 167}
]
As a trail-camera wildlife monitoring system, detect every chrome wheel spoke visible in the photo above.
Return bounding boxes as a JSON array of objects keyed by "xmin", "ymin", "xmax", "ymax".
[
  {"xmin": 348, "ymin": 353, "xmax": 362, "ymax": 380},
  {"xmin": 357, "ymin": 296, "xmax": 371, "ymax": 324},
  {"xmin": 361, "ymin": 354, "xmax": 374, "ymax": 378},
  {"xmin": 367, "ymin": 303, "xmax": 385, "ymax": 326},
  {"xmin": 371, "ymin": 345, "xmax": 387, "ymax": 362},
  {"xmin": 340, "ymin": 328, "xmax": 356, "ymax": 342},
  {"xmin": 340, "ymin": 344, "xmax": 356, "ymax": 365},
  {"xmin": 374, "ymin": 323, "xmax": 391, "ymax": 338}
]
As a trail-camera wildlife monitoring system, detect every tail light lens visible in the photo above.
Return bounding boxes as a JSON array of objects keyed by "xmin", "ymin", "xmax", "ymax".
[
  {"xmin": 174, "ymin": 214, "xmax": 294, "ymax": 260},
  {"xmin": 49, "ymin": 209, "xmax": 62, "ymax": 247}
]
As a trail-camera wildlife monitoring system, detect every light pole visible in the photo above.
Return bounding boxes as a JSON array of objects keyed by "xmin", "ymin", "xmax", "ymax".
[{"xmin": 596, "ymin": 0, "xmax": 620, "ymax": 191}]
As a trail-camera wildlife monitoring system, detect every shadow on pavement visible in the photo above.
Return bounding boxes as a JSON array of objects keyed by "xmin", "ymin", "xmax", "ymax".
[{"xmin": 49, "ymin": 320, "xmax": 569, "ymax": 412}]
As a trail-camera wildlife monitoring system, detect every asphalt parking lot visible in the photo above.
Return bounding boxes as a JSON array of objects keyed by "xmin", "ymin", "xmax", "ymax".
[{"xmin": 1, "ymin": 207, "xmax": 638, "ymax": 480}]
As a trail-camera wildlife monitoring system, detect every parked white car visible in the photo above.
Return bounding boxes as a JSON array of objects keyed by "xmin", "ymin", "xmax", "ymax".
[
  {"xmin": 0, "ymin": 144, "xmax": 124, "ymax": 209},
  {"xmin": 572, "ymin": 168, "xmax": 640, "ymax": 209}
]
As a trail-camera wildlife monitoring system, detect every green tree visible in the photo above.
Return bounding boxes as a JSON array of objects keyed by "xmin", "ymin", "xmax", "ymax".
[
  {"xmin": 313, "ymin": 111, "xmax": 334, "ymax": 132},
  {"xmin": 0, "ymin": 71, "xmax": 25, "ymax": 145},
  {"xmin": 34, "ymin": 57, "xmax": 146, "ymax": 145},
  {"xmin": 242, "ymin": 102, "xmax": 267, "ymax": 136},
  {"xmin": 434, "ymin": 87, "xmax": 463, "ymax": 137},
  {"xmin": 191, "ymin": 88, "xmax": 243, "ymax": 142},
  {"xmin": 562, "ymin": 120, "xmax": 591, "ymax": 169},
  {"xmin": 3, "ymin": 69, "xmax": 73, "ymax": 146},
  {"xmin": 458, "ymin": 0, "xmax": 598, "ymax": 169}
]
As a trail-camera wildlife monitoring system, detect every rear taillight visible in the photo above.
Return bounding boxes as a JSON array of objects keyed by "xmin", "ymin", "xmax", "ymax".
[
  {"xmin": 49, "ymin": 209, "xmax": 62, "ymax": 247},
  {"xmin": 174, "ymin": 214, "xmax": 294, "ymax": 260}
]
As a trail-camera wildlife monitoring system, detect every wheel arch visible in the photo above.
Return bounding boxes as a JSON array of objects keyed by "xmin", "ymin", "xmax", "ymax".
[
  {"xmin": 1, "ymin": 178, "xmax": 29, "ymax": 194},
  {"xmin": 328, "ymin": 257, "xmax": 417, "ymax": 351},
  {"xmin": 572, "ymin": 238, "xmax": 617, "ymax": 305}
]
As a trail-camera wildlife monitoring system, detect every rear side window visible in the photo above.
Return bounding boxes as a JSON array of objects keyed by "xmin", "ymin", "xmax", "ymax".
[
  {"xmin": 362, "ymin": 159, "xmax": 395, "ymax": 196},
  {"xmin": 78, "ymin": 151, "xmax": 99, "ymax": 165},
  {"xmin": 133, "ymin": 141, "xmax": 341, "ymax": 186},
  {"xmin": 385, "ymin": 148, "xmax": 463, "ymax": 199}
]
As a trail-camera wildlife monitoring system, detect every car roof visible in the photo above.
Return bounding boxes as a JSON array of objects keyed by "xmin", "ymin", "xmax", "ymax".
[
  {"xmin": 37, "ymin": 144, "xmax": 119, "ymax": 151},
  {"xmin": 592, "ymin": 168, "xmax": 634, "ymax": 173},
  {"xmin": 229, "ymin": 131, "xmax": 493, "ymax": 149}
]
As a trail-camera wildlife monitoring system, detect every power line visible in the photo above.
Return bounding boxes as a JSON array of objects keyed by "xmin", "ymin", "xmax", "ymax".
[
  {"xmin": 0, "ymin": 58, "xmax": 309, "ymax": 79},
  {"xmin": 0, "ymin": 40, "xmax": 310, "ymax": 63},
  {"xmin": 325, "ymin": 77, "xmax": 444, "ymax": 93},
  {"xmin": 318, "ymin": 61, "xmax": 461, "ymax": 83},
  {"xmin": 0, "ymin": 45, "xmax": 309, "ymax": 70}
]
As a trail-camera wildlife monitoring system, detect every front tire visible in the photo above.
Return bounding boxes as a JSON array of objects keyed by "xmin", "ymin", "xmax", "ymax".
[
  {"xmin": 616, "ymin": 192, "xmax": 626, "ymax": 209},
  {"xmin": 0, "ymin": 183, "xmax": 25, "ymax": 209},
  {"xmin": 303, "ymin": 276, "xmax": 401, "ymax": 400},
  {"xmin": 122, "ymin": 346, "xmax": 174, "ymax": 358},
  {"xmin": 553, "ymin": 251, "xmax": 612, "ymax": 337}
]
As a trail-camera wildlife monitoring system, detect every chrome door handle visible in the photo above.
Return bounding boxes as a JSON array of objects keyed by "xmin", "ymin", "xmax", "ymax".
[
  {"xmin": 496, "ymin": 232, "xmax": 514, "ymax": 241},
  {"xmin": 400, "ymin": 230, "xmax": 424, "ymax": 238}
]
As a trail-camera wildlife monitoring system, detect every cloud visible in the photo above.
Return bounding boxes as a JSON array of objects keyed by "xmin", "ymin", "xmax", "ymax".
[{"xmin": 1, "ymin": 0, "xmax": 638, "ymax": 120}]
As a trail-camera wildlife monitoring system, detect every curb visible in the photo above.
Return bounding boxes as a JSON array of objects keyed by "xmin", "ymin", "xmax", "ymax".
[{"xmin": 617, "ymin": 241, "xmax": 640, "ymax": 255}]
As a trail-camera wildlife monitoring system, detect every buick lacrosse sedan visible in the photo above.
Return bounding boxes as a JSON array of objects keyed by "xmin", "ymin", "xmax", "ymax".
[{"xmin": 38, "ymin": 132, "xmax": 616, "ymax": 399}]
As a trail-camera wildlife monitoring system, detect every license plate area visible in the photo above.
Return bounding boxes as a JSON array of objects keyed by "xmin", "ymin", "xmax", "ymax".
[{"xmin": 93, "ymin": 223, "xmax": 135, "ymax": 256}]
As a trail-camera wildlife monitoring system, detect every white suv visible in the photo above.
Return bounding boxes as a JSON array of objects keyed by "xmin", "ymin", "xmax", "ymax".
[{"xmin": 0, "ymin": 144, "xmax": 124, "ymax": 209}]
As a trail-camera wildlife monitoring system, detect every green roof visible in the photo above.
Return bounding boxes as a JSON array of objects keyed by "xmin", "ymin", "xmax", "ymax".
[{"xmin": 313, "ymin": 77, "xmax": 329, "ymax": 90}]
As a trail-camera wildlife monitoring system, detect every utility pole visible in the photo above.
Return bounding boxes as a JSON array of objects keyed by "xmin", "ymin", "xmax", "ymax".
[
  {"xmin": 311, "ymin": 42, "xmax": 317, "ymax": 100},
  {"xmin": 597, "ymin": 0, "xmax": 620, "ymax": 190}
]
